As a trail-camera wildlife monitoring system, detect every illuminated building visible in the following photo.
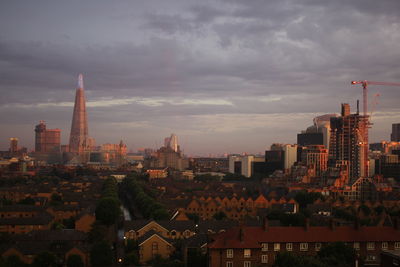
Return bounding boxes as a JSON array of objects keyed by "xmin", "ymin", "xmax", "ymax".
[
  {"xmin": 9, "ymin": 138, "xmax": 18, "ymax": 153},
  {"xmin": 328, "ymin": 103, "xmax": 369, "ymax": 182},
  {"xmin": 34, "ymin": 121, "xmax": 61, "ymax": 153},
  {"xmin": 69, "ymin": 74, "xmax": 89, "ymax": 154}
]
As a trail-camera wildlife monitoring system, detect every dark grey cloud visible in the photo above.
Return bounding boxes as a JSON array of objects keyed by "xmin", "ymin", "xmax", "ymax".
[{"xmin": 0, "ymin": 0, "xmax": 400, "ymax": 154}]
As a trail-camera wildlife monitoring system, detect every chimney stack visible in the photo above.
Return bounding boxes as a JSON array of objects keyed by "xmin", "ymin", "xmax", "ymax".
[
  {"xmin": 263, "ymin": 217, "xmax": 269, "ymax": 231},
  {"xmin": 329, "ymin": 219, "xmax": 336, "ymax": 231},
  {"xmin": 354, "ymin": 217, "xmax": 360, "ymax": 230},
  {"xmin": 304, "ymin": 218, "xmax": 310, "ymax": 231}
]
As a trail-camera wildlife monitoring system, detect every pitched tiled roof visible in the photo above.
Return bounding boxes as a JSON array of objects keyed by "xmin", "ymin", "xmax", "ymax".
[
  {"xmin": 0, "ymin": 204, "xmax": 45, "ymax": 212},
  {"xmin": 208, "ymin": 225, "xmax": 400, "ymax": 249},
  {"xmin": 16, "ymin": 229, "xmax": 87, "ymax": 242},
  {"xmin": 137, "ymin": 230, "xmax": 173, "ymax": 246},
  {"xmin": 124, "ymin": 220, "xmax": 195, "ymax": 232},
  {"xmin": 0, "ymin": 212, "xmax": 53, "ymax": 225},
  {"xmin": 197, "ymin": 220, "xmax": 238, "ymax": 233}
]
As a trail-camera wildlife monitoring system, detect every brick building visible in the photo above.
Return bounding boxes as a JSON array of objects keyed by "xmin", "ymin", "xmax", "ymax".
[{"xmin": 208, "ymin": 221, "xmax": 400, "ymax": 266}]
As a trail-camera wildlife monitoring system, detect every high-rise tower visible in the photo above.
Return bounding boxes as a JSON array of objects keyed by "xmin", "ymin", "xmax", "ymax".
[
  {"xmin": 328, "ymin": 103, "xmax": 369, "ymax": 182},
  {"xmin": 69, "ymin": 74, "xmax": 89, "ymax": 153},
  {"xmin": 391, "ymin": 123, "xmax": 400, "ymax": 142}
]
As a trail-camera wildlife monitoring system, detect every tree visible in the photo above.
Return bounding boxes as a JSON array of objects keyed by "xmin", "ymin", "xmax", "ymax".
[
  {"xmin": 186, "ymin": 213, "xmax": 200, "ymax": 224},
  {"xmin": 294, "ymin": 191, "xmax": 324, "ymax": 210},
  {"xmin": 50, "ymin": 193, "xmax": 63, "ymax": 206},
  {"xmin": 18, "ymin": 197, "xmax": 35, "ymax": 205},
  {"xmin": 273, "ymin": 252, "xmax": 303, "ymax": 266},
  {"xmin": 32, "ymin": 251, "xmax": 57, "ymax": 267},
  {"xmin": 187, "ymin": 248, "xmax": 207, "ymax": 267},
  {"xmin": 152, "ymin": 208, "xmax": 169, "ymax": 220},
  {"xmin": 95, "ymin": 197, "xmax": 121, "ymax": 226},
  {"xmin": 66, "ymin": 254, "xmax": 84, "ymax": 267},
  {"xmin": 317, "ymin": 242, "xmax": 355, "ymax": 267},
  {"xmin": 213, "ymin": 211, "xmax": 227, "ymax": 220},
  {"xmin": 3, "ymin": 254, "xmax": 27, "ymax": 267},
  {"xmin": 124, "ymin": 252, "xmax": 139, "ymax": 266},
  {"xmin": 90, "ymin": 241, "xmax": 113, "ymax": 267},
  {"xmin": 88, "ymin": 222, "xmax": 108, "ymax": 243},
  {"xmin": 273, "ymin": 252, "xmax": 327, "ymax": 267}
]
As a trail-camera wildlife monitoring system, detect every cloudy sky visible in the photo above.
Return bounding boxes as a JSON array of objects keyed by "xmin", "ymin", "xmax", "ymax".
[{"xmin": 1, "ymin": 0, "xmax": 400, "ymax": 155}]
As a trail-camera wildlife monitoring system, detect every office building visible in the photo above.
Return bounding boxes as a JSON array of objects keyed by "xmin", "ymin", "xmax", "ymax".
[
  {"xmin": 34, "ymin": 121, "xmax": 61, "ymax": 153},
  {"xmin": 391, "ymin": 123, "xmax": 400, "ymax": 142},
  {"xmin": 9, "ymin": 138, "xmax": 18, "ymax": 153},
  {"xmin": 297, "ymin": 114, "xmax": 336, "ymax": 149},
  {"xmin": 301, "ymin": 145, "xmax": 328, "ymax": 177}
]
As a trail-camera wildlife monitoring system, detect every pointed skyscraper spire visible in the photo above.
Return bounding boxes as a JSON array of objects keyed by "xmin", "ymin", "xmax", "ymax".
[
  {"xmin": 78, "ymin": 73, "xmax": 84, "ymax": 89},
  {"xmin": 69, "ymin": 74, "xmax": 89, "ymax": 153}
]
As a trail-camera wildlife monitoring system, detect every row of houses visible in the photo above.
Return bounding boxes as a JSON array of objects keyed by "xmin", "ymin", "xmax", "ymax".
[
  {"xmin": 185, "ymin": 195, "xmax": 298, "ymax": 220},
  {"xmin": 208, "ymin": 221, "xmax": 400, "ymax": 267},
  {"xmin": 1, "ymin": 229, "xmax": 90, "ymax": 265},
  {"xmin": 0, "ymin": 204, "xmax": 96, "ymax": 234}
]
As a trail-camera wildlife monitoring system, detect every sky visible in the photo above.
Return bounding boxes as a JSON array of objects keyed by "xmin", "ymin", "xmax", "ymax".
[{"xmin": 0, "ymin": 0, "xmax": 400, "ymax": 156}]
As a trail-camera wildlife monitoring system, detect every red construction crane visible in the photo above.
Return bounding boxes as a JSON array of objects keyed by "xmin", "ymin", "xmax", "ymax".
[
  {"xmin": 351, "ymin": 80, "xmax": 400, "ymax": 116},
  {"xmin": 351, "ymin": 80, "xmax": 400, "ymax": 178}
]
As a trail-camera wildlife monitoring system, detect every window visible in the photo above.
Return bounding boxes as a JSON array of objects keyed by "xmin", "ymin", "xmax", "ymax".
[
  {"xmin": 226, "ymin": 262, "xmax": 233, "ymax": 267},
  {"xmin": 184, "ymin": 230, "xmax": 191, "ymax": 237},
  {"xmin": 300, "ymin": 243, "xmax": 308, "ymax": 251},
  {"xmin": 382, "ymin": 242, "xmax": 388, "ymax": 250},
  {"xmin": 244, "ymin": 249, "xmax": 251, "ymax": 258},
  {"xmin": 286, "ymin": 243, "xmax": 293, "ymax": 251},
  {"xmin": 367, "ymin": 242, "xmax": 375, "ymax": 250},
  {"xmin": 261, "ymin": 243, "xmax": 268, "ymax": 251},
  {"xmin": 315, "ymin": 243, "xmax": 322, "ymax": 251},
  {"xmin": 366, "ymin": 255, "xmax": 376, "ymax": 261},
  {"xmin": 244, "ymin": 261, "xmax": 251, "ymax": 267},
  {"xmin": 226, "ymin": 249, "xmax": 233, "ymax": 258},
  {"xmin": 353, "ymin": 242, "xmax": 360, "ymax": 250},
  {"xmin": 274, "ymin": 243, "xmax": 280, "ymax": 251},
  {"xmin": 395, "ymin": 242, "xmax": 400, "ymax": 250},
  {"xmin": 151, "ymin": 242, "xmax": 158, "ymax": 255},
  {"xmin": 261, "ymin": 254, "xmax": 268, "ymax": 263}
]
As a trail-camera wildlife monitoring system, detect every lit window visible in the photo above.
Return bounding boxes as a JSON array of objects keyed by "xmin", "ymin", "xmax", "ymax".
[
  {"xmin": 274, "ymin": 243, "xmax": 280, "ymax": 251},
  {"xmin": 367, "ymin": 242, "xmax": 375, "ymax": 250},
  {"xmin": 395, "ymin": 242, "xmax": 400, "ymax": 250},
  {"xmin": 286, "ymin": 243, "xmax": 293, "ymax": 251},
  {"xmin": 300, "ymin": 243, "xmax": 308, "ymax": 251},
  {"xmin": 353, "ymin": 242, "xmax": 360, "ymax": 250},
  {"xmin": 366, "ymin": 255, "xmax": 376, "ymax": 261},
  {"xmin": 244, "ymin": 249, "xmax": 251, "ymax": 258},
  {"xmin": 226, "ymin": 249, "xmax": 233, "ymax": 258},
  {"xmin": 226, "ymin": 262, "xmax": 233, "ymax": 267},
  {"xmin": 261, "ymin": 254, "xmax": 268, "ymax": 263},
  {"xmin": 315, "ymin": 243, "xmax": 321, "ymax": 251},
  {"xmin": 382, "ymin": 242, "xmax": 388, "ymax": 250},
  {"xmin": 244, "ymin": 261, "xmax": 251, "ymax": 267},
  {"xmin": 261, "ymin": 243, "xmax": 268, "ymax": 251}
]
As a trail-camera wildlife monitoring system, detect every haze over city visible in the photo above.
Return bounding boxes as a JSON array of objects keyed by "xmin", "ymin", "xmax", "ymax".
[{"xmin": 1, "ymin": 0, "xmax": 400, "ymax": 155}]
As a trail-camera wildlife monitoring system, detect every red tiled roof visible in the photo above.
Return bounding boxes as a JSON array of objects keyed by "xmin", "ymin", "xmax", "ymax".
[{"xmin": 208, "ymin": 225, "xmax": 400, "ymax": 249}]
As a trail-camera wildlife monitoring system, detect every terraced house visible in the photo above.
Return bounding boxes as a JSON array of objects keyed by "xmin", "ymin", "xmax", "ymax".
[{"xmin": 208, "ymin": 220, "xmax": 400, "ymax": 266}]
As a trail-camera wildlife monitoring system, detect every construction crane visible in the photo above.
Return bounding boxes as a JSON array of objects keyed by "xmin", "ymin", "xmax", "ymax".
[
  {"xmin": 351, "ymin": 80, "xmax": 400, "ymax": 116},
  {"xmin": 351, "ymin": 80, "xmax": 400, "ymax": 178}
]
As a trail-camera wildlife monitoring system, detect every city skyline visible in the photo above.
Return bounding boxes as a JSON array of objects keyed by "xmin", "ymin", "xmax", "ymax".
[{"xmin": 1, "ymin": 1, "xmax": 400, "ymax": 155}]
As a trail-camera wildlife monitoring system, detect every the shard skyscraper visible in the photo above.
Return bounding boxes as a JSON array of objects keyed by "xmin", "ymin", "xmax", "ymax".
[{"xmin": 69, "ymin": 74, "xmax": 89, "ymax": 154}]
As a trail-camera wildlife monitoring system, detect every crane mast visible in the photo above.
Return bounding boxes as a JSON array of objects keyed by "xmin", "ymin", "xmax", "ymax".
[{"xmin": 351, "ymin": 80, "xmax": 400, "ymax": 178}]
